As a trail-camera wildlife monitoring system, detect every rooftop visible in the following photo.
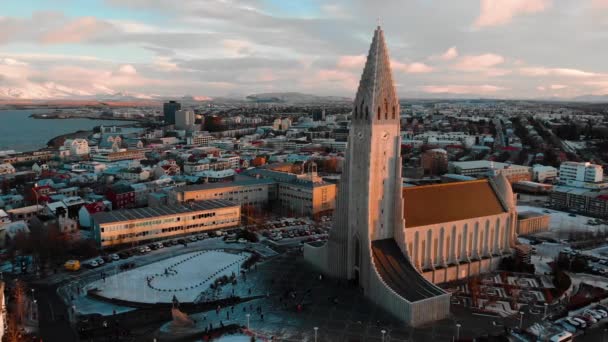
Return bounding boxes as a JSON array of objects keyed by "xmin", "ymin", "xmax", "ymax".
[
  {"xmin": 402, "ymin": 179, "xmax": 506, "ymax": 228},
  {"xmin": 175, "ymin": 176, "xmax": 276, "ymax": 193},
  {"xmin": 92, "ymin": 199, "xmax": 237, "ymax": 225}
]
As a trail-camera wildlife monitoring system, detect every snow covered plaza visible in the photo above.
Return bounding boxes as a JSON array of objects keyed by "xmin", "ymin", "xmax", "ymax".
[{"xmin": 87, "ymin": 249, "xmax": 250, "ymax": 304}]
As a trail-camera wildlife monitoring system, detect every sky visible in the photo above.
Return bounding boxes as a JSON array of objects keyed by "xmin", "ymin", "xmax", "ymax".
[{"xmin": 2, "ymin": 0, "xmax": 608, "ymax": 100}]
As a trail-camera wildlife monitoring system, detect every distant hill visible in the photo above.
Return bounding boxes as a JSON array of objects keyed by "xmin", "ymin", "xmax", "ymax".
[{"xmin": 245, "ymin": 92, "xmax": 352, "ymax": 104}]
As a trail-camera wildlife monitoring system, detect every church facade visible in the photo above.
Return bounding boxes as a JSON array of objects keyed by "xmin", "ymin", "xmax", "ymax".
[{"xmin": 304, "ymin": 27, "xmax": 517, "ymax": 327}]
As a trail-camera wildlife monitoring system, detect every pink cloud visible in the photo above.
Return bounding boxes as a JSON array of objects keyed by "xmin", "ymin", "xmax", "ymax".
[
  {"xmin": 337, "ymin": 55, "xmax": 366, "ymax": 69},
  {"xmin": 40, "ymin": 17, "xmax": 111, "ymax": 44},
  {"xmin": 118, "ymin": 64, "xmax": 137, "ymax": 75},
  {"xmin": 392, "ymin": 61, "xmax": 434, "ymax": 73},
  {"xmin": 455, "ymin": 53, "xmax": 505, "ymax": 70},
  {"xmin": 550, "ymin": 84, "xmax": 567, "ymax": 89},
  {"xmin": 421, "ymin": 84, "xmax": 504, "ymax": 94},
  {"xmin": 474, "ymin": 0, "xmax": 552, "ymax": 28},
  {"xmin": 440, "ymin": 47, "xmax": 459, "ymax": 61},
  {"xmin": 592, "ymin": 0, "xmax": 608, "ymax": 8}
]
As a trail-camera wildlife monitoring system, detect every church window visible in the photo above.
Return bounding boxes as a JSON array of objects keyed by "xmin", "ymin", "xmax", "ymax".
[
  {"xmin": 377, "ymin": 106, "xmax": 381, "ymax": 120},
  {"xmin": 392, "ymin": 106, "xmax": 396, "ymax": 119}
]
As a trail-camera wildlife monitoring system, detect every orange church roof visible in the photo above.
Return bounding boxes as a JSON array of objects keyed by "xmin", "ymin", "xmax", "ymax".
[{"xmin": 402, "ymin": 180, "xmax": 505, "ymax": 228}]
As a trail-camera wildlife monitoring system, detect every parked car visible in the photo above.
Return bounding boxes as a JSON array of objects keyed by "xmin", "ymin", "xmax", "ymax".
[
  {"xmin": 118, "ymin": 252, "xmax": 130, "ymax": 259},
  {"xmin": 572, "ymin": 317, "xmax": 587, "ymax": 328},
  {"xmin": 95, "ymin": 258, "xmax": 105, "ymax": 265},
  {"xmin": 177, "ymin": 238, "xmax": 186, "ymax": 245},
  {"xmin": 595, "ymin": 308, "xmax": 608, "ymax": 318},
  {"xmin": 138, "ymin": 247, "xmax": 148, "ymax": 254},
  {"xmin": 110, "ymin": 253, "xmax": 120, "ymax": 261},
  {"xmin": 585, "ymin": 309, "xmax": 602, "ymax": 320},
  {"xmin": 86, "ymin": 260, "xmax": 99, "ymax": 268},
  {"xmin": 101, "ymin": 255, "xmax": 113, "ymax": 263}
]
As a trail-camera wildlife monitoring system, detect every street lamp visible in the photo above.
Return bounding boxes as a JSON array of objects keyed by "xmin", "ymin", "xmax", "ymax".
[
  {"xmin": 519, "ymin": 311, "xmax": 524, "ymax": 330},
  {"xmin": 381, "ymin": 329, "xmax": 386, "ymax": 342},
  {"xmin": 455, "ymin": 323, "xmax": 461, "ymax": 341},
  {"xmin": 314, "ymin": 326, "xmax": 319, "ymax": 342},
  {"xmin": 246, "ymin": 313, "xmax": 250, "ymax": 329}
]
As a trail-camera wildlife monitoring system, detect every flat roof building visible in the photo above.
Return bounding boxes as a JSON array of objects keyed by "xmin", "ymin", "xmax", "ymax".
[{"xmin": 92, "ymin": 199, "xmax": 240, "ymax": 248}]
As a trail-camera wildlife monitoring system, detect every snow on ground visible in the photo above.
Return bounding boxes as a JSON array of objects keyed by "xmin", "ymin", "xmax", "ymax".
[
  {"xmin": 213, "ymin": 335, "xmax": 250, "ymax": 342},
  {"xmin": 87, "ymin": 249, "xmax": 249, "ymax": 304},
  {"xmin": 517, "ymin": 205, "xmax": 608, "ymax": 235},
  {"xmin": 73, "ymin": 296, "xmax": 135, "ymax": 316}
]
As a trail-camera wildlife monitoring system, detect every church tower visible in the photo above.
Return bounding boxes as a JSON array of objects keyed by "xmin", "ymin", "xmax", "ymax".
[
  {"xmin": 305, "ymin": 26, "xmax": 450, "ymax": 326},
  {"xmin": 326, "ymin": 26, "xmax": 405, "ymax": 289}
]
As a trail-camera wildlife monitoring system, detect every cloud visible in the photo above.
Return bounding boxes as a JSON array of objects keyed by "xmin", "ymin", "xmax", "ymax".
[
  {"xmin": 592, "ymin": 0, "xmax": 608, "ymax": 8},
  {"xmin": 421, "ymin": 84, "xmax": 504, "ymax": 94},
  {"xmin": 392, "ymin": 61, "xmax": 434, "ymax": 73},
  {"xmin": 474, "ymin": 0, "xmax": 552, "ymax": 28},
  {"xmin": 440, "ymin": 47, "xmax": 459, "ymax": 61},
  {"xmin": 537, "ymin": 86, "xmax": 546, "ymax": 91},
  {"xmin": 40, "ymin": 17, "xmax": 112, "ymax": 44},
  {"xmin": 454, "ymin": 53, "xmax": 505, "ymax": 70},
  {"xmin": 337, "ymin": 55, "xmax": 366, "ymax": 69},
  {"xmin": 550, "ymin": 84, "xmax": 567, "ymax": 89},
  {"xmin": 118, "ymin": 64, "xmax": 137, "ymax": 75},
  {"xmin": 519, "ymin": 67, "xmax": 598, "ymax": 77}
]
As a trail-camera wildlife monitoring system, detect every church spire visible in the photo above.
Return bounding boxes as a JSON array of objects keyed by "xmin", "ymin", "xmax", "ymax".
[{"xmin": 353, "ymin": 26, "xmax": 399, "ymax": 123}]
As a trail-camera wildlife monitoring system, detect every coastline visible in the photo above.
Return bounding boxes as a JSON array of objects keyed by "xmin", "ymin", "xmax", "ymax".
[{"xmin": 30, "ymin": 112, "xmax": 149, "ymax": 122}]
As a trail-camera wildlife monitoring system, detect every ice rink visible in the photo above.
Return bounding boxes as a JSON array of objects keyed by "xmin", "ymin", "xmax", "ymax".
[{"xmin": 88, "ymin": 249, "xmax": 249, "ymax": 304}]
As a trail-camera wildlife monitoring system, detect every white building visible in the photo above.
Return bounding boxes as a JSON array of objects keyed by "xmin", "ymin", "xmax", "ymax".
[
  {"xmin": 187, "ymin": 132, "xmax": 213, "ymax": 146},
  {"xmin": 63, "ymin": 139, "xmax": 90, "ymax": 156},
  {"xmin": 532, "ymin": 165, "xmax": 558, "ymax": 183},
  {"xmin": 0, "ymin": 163, "xmax": 15, "ymax": 176},
  {"xmin": 175, "ymin": 109, "xmax": 196, "ymax": 130},
  {"xmin": 559, "ymin": 161, "xmax": 604, "ymax": 188},
  {"xmin": 272, "ymin": 118, "xmax": 292, "ymax": 131},
  {"xmin": 450, "ymin": 160, "xmax": 532, "ymax": 183}
]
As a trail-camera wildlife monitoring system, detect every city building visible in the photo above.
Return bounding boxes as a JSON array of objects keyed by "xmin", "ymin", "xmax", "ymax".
[
  {"xmin": 91, "ymin": 199, "xmax": 240, "ymax": 248},
  {"xmin": 163, "ymin": 100, "xmax": 181, "ymax": 125},
  {"xmin": 450, "ymin": 160, "xmax": 532, "ymax": 183},
  {"xmin": 175, "ymin": 109, "xmax": 196, "ymax": 131},
  {"xmin": 532, "ymin": 164, "xmax": 558, "ymax": 183},
  {"xmin": 550, "ymin": 186, "xmax": 608, "ymax": 218},
  {"xmin": 421, "ymin": 149, "xmax": 448, "ymax": 176},
  {"xmin": 187, "ymin": 131, "xmax": 213, "ymax": 146},
  {"xmin": 304, "ymin": 27, "xmax": 450, "ymax": 326},
  {"xmin": 105, "ymin": 184, "xmax": 135, "ymax": 209},
  {"xmin": 63, "ymin": 139, "xmax": 90, "ymax": 156},
  {"xmin": 0, "ymin": 163, "xmax": 15, "ymax": 176},
  {"xmin": 559, "ymin": 161, "xmax": 606, "ymax": 188},
  {"xmin": 517, "ymin": 211, "xmax": 550, "ymax": 235},
  {"xmin": 169, "ymin": 177, "xmax": 276, "ymax": 209},
  {"xmin": 91, "ymin": 150, "xmax": 146, "ymax": 163},
  {"xmin": 244, "ymin": 164, "xmax": 337, "ymax": 217},
  {"xmin": 312, "ymin": 108, "xmax": 326, "ymax": 121}
]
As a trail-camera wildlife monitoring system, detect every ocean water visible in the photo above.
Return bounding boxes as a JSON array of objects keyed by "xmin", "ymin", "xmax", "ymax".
[{"xmin": 0, "ymin": 109, "xmax": 136, "ymax": 152}]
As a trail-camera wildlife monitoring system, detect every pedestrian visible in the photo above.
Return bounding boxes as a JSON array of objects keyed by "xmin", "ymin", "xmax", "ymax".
[{"xmin": 261, "ymin": 313, "xmax": 264, "ymax": 321}]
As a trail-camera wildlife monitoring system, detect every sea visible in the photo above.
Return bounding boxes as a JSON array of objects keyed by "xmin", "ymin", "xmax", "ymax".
[{"xmin": 0, "ymin": 109, "xmax": 136, "ymax": 152}]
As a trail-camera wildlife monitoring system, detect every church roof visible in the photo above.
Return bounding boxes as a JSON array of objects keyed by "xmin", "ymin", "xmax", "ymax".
[{"xmin": 402, "ymin": 179, "xmax": 506, "ymax": 228}]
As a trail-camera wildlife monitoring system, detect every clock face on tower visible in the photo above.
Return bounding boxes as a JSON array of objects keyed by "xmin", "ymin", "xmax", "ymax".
[
  {"xmin": 381, "ymin": 131, "xmax": 389, "ymax": 140},
  {"xmin": 357, "ymin": 131, "xmax": 364, "ymax": 140}
]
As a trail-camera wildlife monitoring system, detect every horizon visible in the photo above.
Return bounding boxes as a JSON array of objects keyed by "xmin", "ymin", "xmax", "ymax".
[{"xmin": 2, "ymin": 1, "xmax": 608, "ymax": 100}]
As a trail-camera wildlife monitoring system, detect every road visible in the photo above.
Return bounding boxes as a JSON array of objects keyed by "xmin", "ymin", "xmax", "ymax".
[{"xmin": 36, "ymin": 284, "xmax": 78, "ymax": 342}]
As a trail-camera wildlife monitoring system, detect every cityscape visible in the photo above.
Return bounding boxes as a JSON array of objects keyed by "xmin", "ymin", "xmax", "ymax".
[{"xmin": 2, "ymin": 1, "xmax": 608, "ymax": 342}]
